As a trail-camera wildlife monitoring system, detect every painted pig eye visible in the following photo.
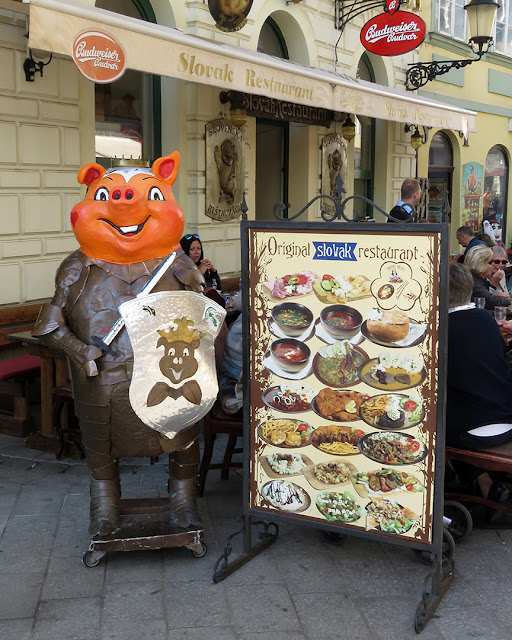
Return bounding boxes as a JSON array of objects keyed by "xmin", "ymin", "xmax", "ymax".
[
  {"xmin": 148, "ymin": 187, "xmax": 165, "ymax": 201},
  {"xmin": 94, "ymin": 187, "xmax": 109, "ymax": 201}
]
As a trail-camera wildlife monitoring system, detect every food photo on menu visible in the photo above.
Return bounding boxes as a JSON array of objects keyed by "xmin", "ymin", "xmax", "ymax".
[{"xmin": 248, "ymin": 230, "xmax": 441, "ymax": 543}]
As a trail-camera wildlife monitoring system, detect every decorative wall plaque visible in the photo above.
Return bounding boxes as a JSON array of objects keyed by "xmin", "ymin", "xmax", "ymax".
[
  {"xmin": 321, "ymin": 133, "xmax": 347, "ymax": 214},
  {"xmin": 205, "ymin": 119, "xmax": 244, "ymax": 221},
  {"xmin": 208, "ymin": 0, "xmax": 253, "ymax": 32}
]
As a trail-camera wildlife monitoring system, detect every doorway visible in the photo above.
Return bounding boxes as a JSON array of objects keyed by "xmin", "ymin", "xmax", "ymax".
[
  {"xmin": 428, "ymin": 132, "xmax": 454, "ymax": 223},
  {"xmin": 255, "ymin": 120, "xmax": 289, "ymax": 220}
]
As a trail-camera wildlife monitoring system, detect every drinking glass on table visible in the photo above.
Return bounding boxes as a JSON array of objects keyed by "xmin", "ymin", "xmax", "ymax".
[
  {"xmin": 495, "ymin": 306, "xmax": 508, "ymax": 334},
  {"xmin": 474, "ymin": 297, "xmax": 486, "ymax": 309}
]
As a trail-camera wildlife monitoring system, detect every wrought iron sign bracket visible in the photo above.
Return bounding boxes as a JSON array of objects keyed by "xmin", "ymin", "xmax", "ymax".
[
  {"xmin": 405, "ymin": 53, "xmax": 483, "ymax": 90},
  {"xmin": 335, "ymin": 0, "xmax": 385, "ymax": 33}
]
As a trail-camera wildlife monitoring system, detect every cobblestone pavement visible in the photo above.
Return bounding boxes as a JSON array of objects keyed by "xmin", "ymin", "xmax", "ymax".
[{"xmin": 1, "ymin": 431, "xmax": 512, "ymax": 640}]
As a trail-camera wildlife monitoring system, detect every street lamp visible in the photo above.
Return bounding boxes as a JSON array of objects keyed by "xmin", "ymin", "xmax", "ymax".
[
  {"xmin": 405, "ymin": 0, "xmax": 500, "ymax": 91},
  {"xmin": 410, "ymin": 128, "xmax": 423, "ymax": 151},
  {"xmin": 341, "ymin": 115, "xmax": 356, "ymax": 142},
  {"xmin": 219, "ymin": 91, "xmax": 247, "ymax": 127}
]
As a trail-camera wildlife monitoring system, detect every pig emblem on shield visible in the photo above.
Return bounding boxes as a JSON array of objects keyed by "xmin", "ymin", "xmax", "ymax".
[{"xmin": 119, "ymin": 290, "xmax": 226, "ymax": 440}]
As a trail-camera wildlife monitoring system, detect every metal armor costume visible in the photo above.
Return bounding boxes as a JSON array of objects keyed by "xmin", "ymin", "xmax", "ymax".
[{"xmin": 34, "ymin": 248, "xmax": 205, "ymax": 535}]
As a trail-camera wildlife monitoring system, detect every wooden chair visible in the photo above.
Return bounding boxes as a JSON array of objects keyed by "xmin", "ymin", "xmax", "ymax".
[
  {"xmin": 198, "ymin": 407, "xmax": 243, "ymax": 496},
  {"xmin": 52, "ymin": 383, "xmax": 83, "ymax": 459},
  {"xmin": 0, "ymin": 354, "xmax": 41, "ymax": 437}
]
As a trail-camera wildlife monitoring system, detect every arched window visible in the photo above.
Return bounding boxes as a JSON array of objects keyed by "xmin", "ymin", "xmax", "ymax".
[
  {"xmin": 94, "ymin": 0, "xmax": 159, "ymax": 165},
  {"xmin": 484, "ymin": 146, "xmax": 509, "ymax": 233},
  {"xmin": 428, "ymin": 132, "xmax": 453, "ymax": 222},
  {"xmin": 257, "ymin": 17, "xmax": 288, "ymax": 59}
]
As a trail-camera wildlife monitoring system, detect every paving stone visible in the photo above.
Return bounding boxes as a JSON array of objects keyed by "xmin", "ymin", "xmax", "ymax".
[
  {"xmin": 102, "ymin": 581, "xmax": 165, "ymax": 621},
  {"xmin": 165, "ymin": 581, "xmax": 231, "ymax": 628},
  {"xmin": 0, "ymin": 483, "xmax": 19, "ymax": 508},
  {"xmin": 12, "ymin": 486, "xmax": 67, "ymax": 516},
  {"xmin": 51, "ymin": 522, "xmax": 91, "ymax": 558},
  {"xmin": 434, "ymin": 605, "xmax": 512, "ymax": 640},
  {"xmin": 211, "ymin": 547, "xmax": 282, "ymax": 586},
  {"xmin": 106, "ymin": 549, "xmax": 164, "ymax": 583},
  {"xmin": 60, "ymin": 492, "xmax": 90, "ymax": 523},
  {"xmin": 331, "ymin": 554, "xmax": 407, "ymax": 597},
  {"xmin": 395, "ymin": 564, "xmax": 482, "ymax": 612},
  {"xmin": 163, "ymin": 545, "xmax": 218, "ymax": 583},
  {"xmin": 225, "ymin": 583, "xmax": 300, "ymax": 633},
  {"xmin": 41, "ymin": 556, "xmax": 105, "ymax": 599},
  {"xmin": 357, "ymin": 595, "xmax": 445, "ymax": 640},
  {"xmin": 101, "ymin": 616, "xmax": 167, "ymax": 640},
  {"xmin": 168, "ymin": 628, "xmax": 238, "ymax": 640},
  {"xmin": 239, "ymin": 634, "xmax": 307, "ymax": 640},
  {"xmin": 292, "ymin": 592, "xmax": 372, "ymax": 640},
  {"xmin": 0, "ymin": 617, "xmax": 34, "ymax": 640},
  {"xmin": 1, "ymin": 514, "xmax": 59, "ymax": 543},
  {"xmin": 0, "ymin": 573, "xmax": 44, "ymax": 619},
  {"xmin": 0, "ymin": 540, "xmax": 51, "ymax": 573},
  {"xmin": 33, "ymin": 597, "xmax": 101, "ymax": 640},
  {"xmin": 276, "ymin": 552, "xmax": 345, "ymax": 594}
]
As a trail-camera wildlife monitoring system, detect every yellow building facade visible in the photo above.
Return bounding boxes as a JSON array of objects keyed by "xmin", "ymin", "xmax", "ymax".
[
  {"xmin": 415, "ymin": 0, "xmax": 512, "ymax": 251},
  {"xmin": 0, "ymin": 0, "xmax": 501, "ymax": 308}
]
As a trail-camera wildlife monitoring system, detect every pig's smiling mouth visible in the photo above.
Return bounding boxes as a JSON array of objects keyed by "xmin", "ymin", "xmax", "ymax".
[{"xmin": 99, "ymin": 215, "xmax": 150, "ymax": 237}]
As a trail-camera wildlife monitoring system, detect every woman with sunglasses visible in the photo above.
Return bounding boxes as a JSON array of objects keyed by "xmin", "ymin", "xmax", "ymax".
[
  {"xmin": 465, "ymin": 245, "xmax": 511, "ymax": 310},
  {"xmin": 180, "ymin": 234, "xmax": 221, "ymax": 291},
  {"xmin": 488, "ymin": 246, "xmax": 510, "ymax": 297}
]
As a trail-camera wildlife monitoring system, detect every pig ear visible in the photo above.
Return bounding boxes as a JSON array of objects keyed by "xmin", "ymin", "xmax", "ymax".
[
  {"xmin": 77, "ymin": 163, "xmax": 106, "ymax": 187},
  {"xmin": 151, "ymin": 152, "xmax": 179, "ymax": 186}
]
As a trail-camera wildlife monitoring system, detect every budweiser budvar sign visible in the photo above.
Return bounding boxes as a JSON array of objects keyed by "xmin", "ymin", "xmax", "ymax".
[
  {"xmin": 360, "ymin": 11, "xmax": 426, "ymax": 56},
  {"xmin": 72, "ymin": 30, "xmax": 126, "ymax": 83}
]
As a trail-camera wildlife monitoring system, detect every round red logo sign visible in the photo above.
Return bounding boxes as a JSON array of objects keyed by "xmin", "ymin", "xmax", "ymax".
[
  {"xmin": 360, "ymin": 11, "xmax": 427, "ymax": 56},
  {"xmin": 72, "ymin": 30, "xmax": 126, "ymax": 83}
]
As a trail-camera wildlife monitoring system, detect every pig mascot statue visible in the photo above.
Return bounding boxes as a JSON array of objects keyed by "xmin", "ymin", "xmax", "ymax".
[{"xmin": 33, "ymin": 153, "xmax": 224, "ymax": 537}]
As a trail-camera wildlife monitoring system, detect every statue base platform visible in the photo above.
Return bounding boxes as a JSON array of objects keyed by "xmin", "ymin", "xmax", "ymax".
[{"xmin": 82, "ymin": 497, "xmax": 205, "ymax": 567}]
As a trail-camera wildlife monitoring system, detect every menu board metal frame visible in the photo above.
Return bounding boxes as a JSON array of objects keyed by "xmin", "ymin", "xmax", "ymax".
[{"xmin": 213, "ymin": 218, "xmax": 452, "ymax": 632}]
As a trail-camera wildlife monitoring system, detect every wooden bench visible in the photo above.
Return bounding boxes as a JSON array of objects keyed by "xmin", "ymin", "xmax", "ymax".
[
  {"xmin": 0, "ymin": 304, "xmax": 42, "ymax": 437},
  {"xmin": 445, "ymin": 444, "xmax": 512, "ymax": 518},
  {"xmin": 0, "ymin": 304, "xmax": 41, "ymax": 348}
]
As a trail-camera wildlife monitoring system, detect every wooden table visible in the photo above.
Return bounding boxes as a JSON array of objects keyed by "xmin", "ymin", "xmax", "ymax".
[{"xmin": 6, "ymin": 331, "xmax": 70, "ymax": 453}]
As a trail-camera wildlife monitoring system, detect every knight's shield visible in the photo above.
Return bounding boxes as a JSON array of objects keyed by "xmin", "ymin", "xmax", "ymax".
[{"xmin": 119, "ymin": 291, "xmax": 226, "ymax": 440}]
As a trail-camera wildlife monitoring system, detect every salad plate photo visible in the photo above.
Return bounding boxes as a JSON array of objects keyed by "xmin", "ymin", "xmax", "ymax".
[
  {"xmin": 365, "ymin": 497, "xmax": 420, "ymax": 535},
  {"xmin": 315, "ymin": 490, "xmax": 366, "ymax": 523}
]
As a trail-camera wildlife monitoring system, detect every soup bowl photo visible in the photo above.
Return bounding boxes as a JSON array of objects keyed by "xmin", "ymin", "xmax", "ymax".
[
  {"xmin": 271, "ymin": 302, "xmax": 314, "ymax": 337},
  {"xmin": 270, "ymin": 338, "xmax": 311, "ymax": 373},
  {"xmin": 320, "ymin": 304, "xmax": 363, "ymax": 339}
]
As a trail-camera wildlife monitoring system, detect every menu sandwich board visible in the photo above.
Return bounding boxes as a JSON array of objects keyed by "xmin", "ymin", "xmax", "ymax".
[{"xmin": 244, "ymin": 222, "xmax": 448, "ymax": 548}]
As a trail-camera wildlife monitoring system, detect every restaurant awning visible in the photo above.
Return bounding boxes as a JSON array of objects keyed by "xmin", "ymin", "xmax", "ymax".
[{"xmin": 27, "ymin": 0, "xmax": 477, "ymax": 132}]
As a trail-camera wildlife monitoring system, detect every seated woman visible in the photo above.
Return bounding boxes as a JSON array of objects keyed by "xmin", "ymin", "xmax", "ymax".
[
  {"xmin": 180, "ymin": 234, "xmax": 221, "ymax": 291},
  {"xmin": 464, "ymin": 244, "xmax": 510, "ymax": 310},
  {"xmin": 447, "ymin": 262, "xmax": 512, "ymax": 507},
  {"xmin": 488, "ymin": 245, "xmax": 509, "ymax": 295}
]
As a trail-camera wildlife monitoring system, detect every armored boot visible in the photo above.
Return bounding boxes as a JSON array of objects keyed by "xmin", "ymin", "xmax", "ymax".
[
  {"xmin": 89, "ymin": 465, "xmax": 121, "ymax": 537},
  {"xmin": 168, "ymin": 439, "xmax": 202, "ymax": 529}
]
